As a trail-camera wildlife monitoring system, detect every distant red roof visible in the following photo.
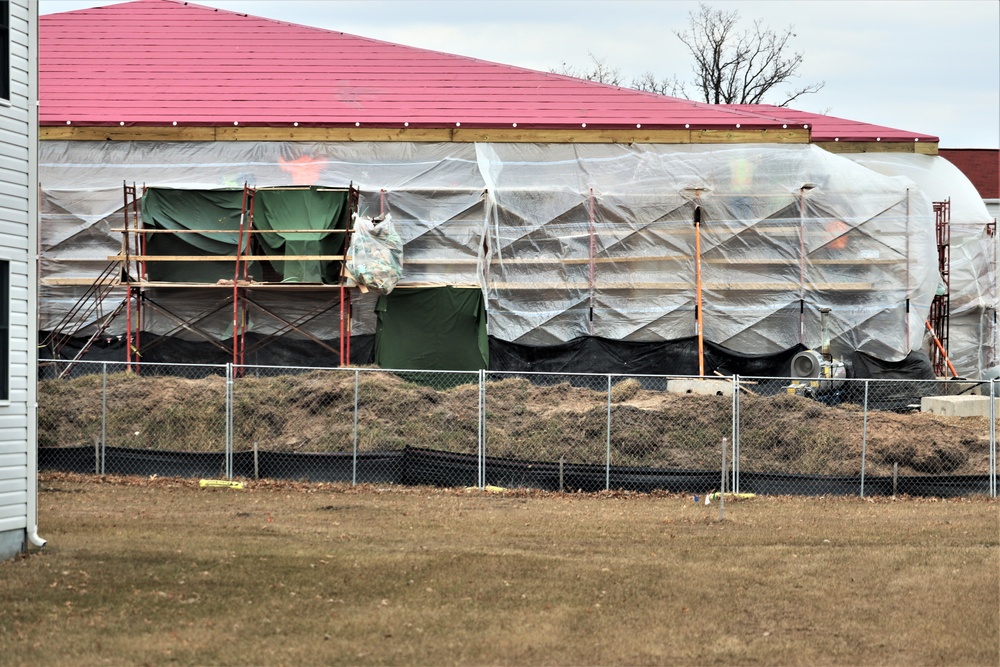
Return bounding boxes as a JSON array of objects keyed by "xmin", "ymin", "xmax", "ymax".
[
  {"xmin": 39, "ymin": 0, "xmax": 788, "ymax": 131},
  {"xmin": 939, "ymin": 149, "xmax": 1000, "ymax": 199},
  {"xmin": 724, "ymin": 104, "xmax": 938, "ymax": 144}
]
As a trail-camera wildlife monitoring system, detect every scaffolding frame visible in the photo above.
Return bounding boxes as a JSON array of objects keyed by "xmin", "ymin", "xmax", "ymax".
[
  {"xmin": 95, "ymin": 182, "xmax": 360, "ymax": 370},
  {"xmin": 929, "ymin": 199, "xmax": 951, "ymax": 376}
]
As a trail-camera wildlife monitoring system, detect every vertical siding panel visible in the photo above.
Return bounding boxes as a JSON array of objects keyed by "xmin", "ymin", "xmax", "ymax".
[{"xmin": 0, "ymin": 0, "xmax": 36, "ymax": 558}]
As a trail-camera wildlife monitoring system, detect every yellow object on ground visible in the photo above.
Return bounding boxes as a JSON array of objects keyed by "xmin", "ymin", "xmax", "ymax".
[
  {"xmin": 708, "ymin": 492, "xmax": 755, "ymax": 502},
  {"xmin": 463, "ymin": 485, "xmax": 507, "ymax": 493},
  {"xmin": 198, "ymin": 480, "xmax": 244, "ymax": 489}
]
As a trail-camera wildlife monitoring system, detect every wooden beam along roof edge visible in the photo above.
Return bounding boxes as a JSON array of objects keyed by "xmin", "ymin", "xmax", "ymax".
[
  {"xmin": 41, "ymin": 125, "xmax": 815, "ymax": 144},
  {"xmin": 37, "ymin": 126, "xmax": 939, "ymax": 152}
]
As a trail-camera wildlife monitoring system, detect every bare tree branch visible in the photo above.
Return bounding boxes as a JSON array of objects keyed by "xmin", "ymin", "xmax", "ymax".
[
  {"xmin": 552, "ymin": 3, "xmax": 825, "ymax": 107},
  {"xmin": 674, "ymin": 3, "xmax": 824, "ymax": 106},
  {"xmin": 550, "ymin": 52, "xmax": 625, "ymax": 86}
]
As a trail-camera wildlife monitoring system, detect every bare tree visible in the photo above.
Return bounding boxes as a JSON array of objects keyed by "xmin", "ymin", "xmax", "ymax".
[
  {"xmin": 676, "ymin": 3, "xmax": 824, "ymax": 106},
  {"xmin": 631, "ymin": 71, "xmax": 686, "ymax": 98},
  {"xmin": 551, "ymin": 53, "xmax": 625, "ymax": 86}
]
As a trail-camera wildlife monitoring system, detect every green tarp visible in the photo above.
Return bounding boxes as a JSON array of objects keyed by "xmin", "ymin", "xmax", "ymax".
[
  {"xmin": 254, "ymin": 187, "xmax": 348, "ymax": 284},
  {"xmin": 141, "ymin": 188, "xmax": 261, "ymax": 283},
  {"xmin": 374, "ymin": 287, "xmax": 488, "ymax": 371},
  {"xmin": 140, "ymin": 187, "xmax": 349, "ymax": 284}
]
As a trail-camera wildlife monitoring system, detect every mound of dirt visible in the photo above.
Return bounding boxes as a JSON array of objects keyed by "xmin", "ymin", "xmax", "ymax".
[{"xmin": 39, "ymin": 371, "xmax": 993, "ymax": 476}]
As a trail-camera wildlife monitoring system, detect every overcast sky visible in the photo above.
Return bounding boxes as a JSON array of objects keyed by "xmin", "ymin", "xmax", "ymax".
[{"xmin": 40, "ymin": 0, "xmax": 1000, "ymax": 148}]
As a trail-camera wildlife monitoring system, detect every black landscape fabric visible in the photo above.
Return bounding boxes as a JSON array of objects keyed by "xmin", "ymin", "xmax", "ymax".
[
  {"xmin": 489, "ymin": 335, "xmax": 807, "ymax": 376},
  {"xmin": 38, "ymin": 445, "xmax": 991, "ymax": 498}
]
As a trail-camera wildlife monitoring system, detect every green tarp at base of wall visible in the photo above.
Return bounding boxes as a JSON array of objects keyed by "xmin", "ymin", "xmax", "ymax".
[{"xmin": 374, "ymin": 287, "xmax": 488, "ymax": 371}]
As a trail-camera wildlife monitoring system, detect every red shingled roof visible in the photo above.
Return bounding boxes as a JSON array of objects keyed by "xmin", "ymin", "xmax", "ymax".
[
  {"xmin": 724, "ymin": 104, "xmax": 938, "ymax": 144},
  {"xmin": 40, "ymin": 0, "xmax": 788, "ymax": 131},
  {"xmin": 939, "ymin": 149, "xmax": 1000, "ymax": 199},
  {"xmin": 39, "ymin": 0, "xmax": 932, "ymax": 144}
]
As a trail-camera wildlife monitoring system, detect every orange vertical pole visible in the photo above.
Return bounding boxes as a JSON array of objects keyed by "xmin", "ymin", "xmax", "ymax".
[
  {"xmin": 925, "ymin": 321, "xmax": 957, "ymax": 377},
  {"xmin": 694, "ymin": 200, "xmax": 705, "ymax": 377}
]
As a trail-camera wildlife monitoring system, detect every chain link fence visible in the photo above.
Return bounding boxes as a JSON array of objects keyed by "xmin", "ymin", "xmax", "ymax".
[{"xmin": 37, "ymin": 360, "xmax": 998, "ymax": 498}]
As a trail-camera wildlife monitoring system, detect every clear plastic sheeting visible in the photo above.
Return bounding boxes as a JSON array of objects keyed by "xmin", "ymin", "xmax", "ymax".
[
  {"xmin": 848, "ymin": 153, "xmax": 998, "ymax": 378},
  {"xmin": 39, "ymin": 140, "xmax": 968, "ymax": 369},
  {"xmin": 480, "ymin": 143, "xmax": 937, "ymax": 361}
]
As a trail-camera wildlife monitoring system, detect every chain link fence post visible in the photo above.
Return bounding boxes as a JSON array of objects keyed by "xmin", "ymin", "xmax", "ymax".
[
  {"xmin": 991, "ymin": 378, "xmax": 997, "ymax": 498},
  {"xmin": 719, "ymin": 436, "xmax": 727, "ymax": 521},
  {"xmin": 226, "ymin": 363, "xmax": 233, "ymax": 480},
  {"xmin": 352, "ymin": 368, "xmax": 359, "ymax": 487},
  {"xmin": 732, "ymin": 374, "xmax": 740, "ymax": 494},
  {"xmin": 605, "ymin": 375, "xmax": 612, "ymax": 491},
  {"xmin": 860, "ymin": 379, "xmax": 869, "ymax": 497},
  {"xmin": 478, "ymin": 369, "xmax": 485, "ymax": 489},
  {"xmin": 100, "ymin": 362, "xmax": 107, "ymax": 475}
]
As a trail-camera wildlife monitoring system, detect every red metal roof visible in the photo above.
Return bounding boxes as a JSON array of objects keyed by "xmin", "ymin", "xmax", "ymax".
[
  {"xmin": 724, "ymin": 104, "xmax": 938, "ymax": 143},
  {"xmin": 40, "ymin": 0, "xmax": 933, "ymax": 144},
  {"xmin": 38, "ymin": 0, "xmax": 796, "ymax": 130},
  {"xmin": 939, "ymin": 149, "xmax": 1000, "ymax": 199}
]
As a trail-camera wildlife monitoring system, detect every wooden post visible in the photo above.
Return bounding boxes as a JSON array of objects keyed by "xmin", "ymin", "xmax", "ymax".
[{"xmin": 695, "ymin": 204, "xmax": 705, "ymax": 376}]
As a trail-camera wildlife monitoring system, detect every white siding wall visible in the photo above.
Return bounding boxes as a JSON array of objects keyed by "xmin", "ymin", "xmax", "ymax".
[{"xmin": 0, "ymin": 0, "xmax": 37, "ymax": 561}]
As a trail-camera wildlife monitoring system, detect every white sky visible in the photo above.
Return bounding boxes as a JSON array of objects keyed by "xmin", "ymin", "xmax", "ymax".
[{"xmin": 40, "ymin": 0, "xmax": 1000, "ymax": 148}]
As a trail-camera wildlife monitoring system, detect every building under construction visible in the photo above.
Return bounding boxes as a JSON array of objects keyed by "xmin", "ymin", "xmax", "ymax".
[{"xmin": 37, "ymin": 0, "xmax": 998, "ymax": 380}]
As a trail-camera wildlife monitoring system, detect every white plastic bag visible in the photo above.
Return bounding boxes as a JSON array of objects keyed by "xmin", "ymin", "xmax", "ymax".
[{"xmin": 346, "ymin": 213, "xmax": 403, "ymax": 293}]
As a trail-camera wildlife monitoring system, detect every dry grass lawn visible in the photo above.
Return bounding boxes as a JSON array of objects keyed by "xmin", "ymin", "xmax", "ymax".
[{"xmin": 1, "ymin": 473, "xmax": 997, "ymax": 666}]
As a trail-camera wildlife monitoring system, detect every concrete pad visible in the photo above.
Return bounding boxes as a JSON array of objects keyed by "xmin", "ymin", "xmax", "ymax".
[
  {"xmin": 667, "ymin": 378, "xmax": 733, "ymax": 397},
  {"xmin": 920, "ymin": 395, "xmax": 991, "ymax": 418}
]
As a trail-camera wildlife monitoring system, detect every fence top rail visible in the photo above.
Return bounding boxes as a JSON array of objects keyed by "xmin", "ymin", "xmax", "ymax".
[
  {"xmin": 742, "ymin": 375, "xmax": 995, "ymax": 385},
  {"xmin": 39, "ymin": 361, "xmax": 1000, "ymax": 388},
  {"xmin": 238, "ymin": 364, "xmax": 480, "ymax": 376},
  {"xmin": 487, "ymin": 369, "xmax": 723, "ymax": 381},
  {"xmin": 43, "ymin": 359, "xmax": 229, "ymax": 370}
]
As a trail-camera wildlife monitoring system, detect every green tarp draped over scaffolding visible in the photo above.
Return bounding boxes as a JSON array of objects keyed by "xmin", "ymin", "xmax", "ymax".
[
  {"xmin": 254, "ymin": 187, "xmax": 349, "ymax": 284},
  {"xmin": 141, "ymin": 188, "xmax": 261, "ymax": 283},
  {"xmin": 374, "ymin": 287, "xmax": 488, "ymax": 371}
]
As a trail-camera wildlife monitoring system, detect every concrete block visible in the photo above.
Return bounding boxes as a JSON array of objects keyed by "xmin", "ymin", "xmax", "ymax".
[
  {"xmin": 667, "ymin": 378, "xmax": 733, "ymax": 397},
  {"xmin": 920, "ymin": 395, "xmax": 991, "ymax": 418}
]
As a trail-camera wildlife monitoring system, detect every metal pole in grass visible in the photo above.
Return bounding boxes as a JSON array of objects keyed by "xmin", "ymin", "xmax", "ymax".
[
  {"xmin": 860, "ymin": 380, "xmax": 869, "ymax": 497},
  {"xmin": 720, "ymin": 436, "xmax": 727, "ymax": 521},
  {"xmin": 478, "ymin": 369, "xmax": 485, "ymax": 489},
  {"xmin": 225, "ymin": 363, "xmax": 233, "ymax": 480},
  {"xmin": 605, "ymin": 375, "xmax": 612, "ymax": 491},
  {"xmin": 352, "ymin": 369, "xmax": 359, "ymax": 487},
  {"xmin": 731, "ymin": 375, "xmax": 739, "ymax": 494},
  {"xmin": 991, "ymin": 379, "xmax": 996, "ymax": 498},
  {"xmin": 101, "ymin": 362, "xmax": 107, "ymax": 475}
]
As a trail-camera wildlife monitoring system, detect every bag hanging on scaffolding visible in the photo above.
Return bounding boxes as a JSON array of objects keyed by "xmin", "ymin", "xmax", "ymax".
[{"xmin": 346, "ymin": 213, "xmax": 403, "ymax": 294}]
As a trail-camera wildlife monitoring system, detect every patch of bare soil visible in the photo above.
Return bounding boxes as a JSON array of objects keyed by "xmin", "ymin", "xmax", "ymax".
[{"xmin": 39, "ymin": 371, "xmax": 993, "ymax": 476}]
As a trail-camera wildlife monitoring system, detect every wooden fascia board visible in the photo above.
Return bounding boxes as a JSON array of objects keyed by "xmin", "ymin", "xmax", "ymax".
[
  {"xmin": 40, "ymin": 125, "xmax": 810, "ymax": 144},
  {"xmin": 815, "ymin": 140, "xmax": 939, "ymax": 155}
]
